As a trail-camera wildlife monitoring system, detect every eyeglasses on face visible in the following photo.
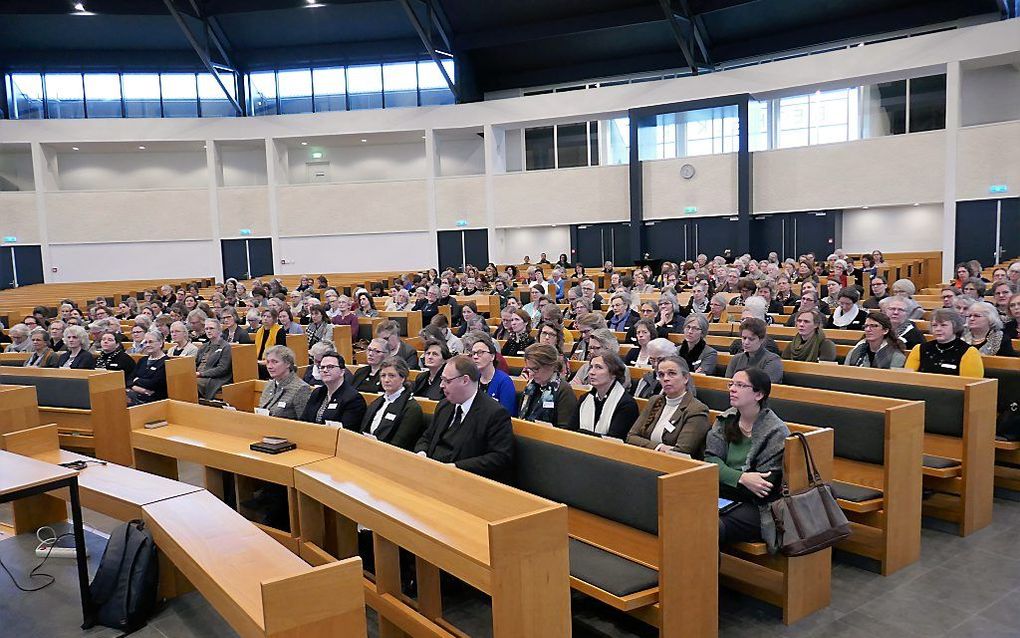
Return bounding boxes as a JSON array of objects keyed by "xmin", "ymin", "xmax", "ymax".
[
  {"xmin": 727, "ymin": 381, "xmax": 753, "ymax": 390},
  {"xmin": 470, "ymin": 348, "xmax": 492, "ymax": 357},
  {"xmin": 440, "ymin": 373, "xmax": 467, "ymax": 385},
  {"xmin": 366, "ymin": 348, "xmax": 385, "ymax": 355},
  {"xmin": 319, "ymin": 364, "xmax": 341, "ymax": 371}
]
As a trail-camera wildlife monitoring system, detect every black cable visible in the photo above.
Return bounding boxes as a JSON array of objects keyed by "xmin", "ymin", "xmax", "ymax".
[{"xmin": 0, "ymin": 532, "xmax": 73, "ymax": 592}]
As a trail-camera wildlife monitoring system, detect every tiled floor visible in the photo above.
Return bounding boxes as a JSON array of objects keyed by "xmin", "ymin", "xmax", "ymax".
[{"xmin": 3, "ymin": 477, "xmax": 1020, "ymax": 637}]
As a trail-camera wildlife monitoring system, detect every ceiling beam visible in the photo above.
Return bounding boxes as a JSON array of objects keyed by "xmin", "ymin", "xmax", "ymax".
[
  {"xmin": 657, "ymin": 0, "xmax": 700, "ymax": 74},
  {"xmin": 678, "ymin": 0, "xmax": 713, "ymax": 65},
  {"xmin": 397, "ymin": 0, "xmax": 458, "ymax": 100},
  {"xmin": 687, "ymin": 0, "xmax": 760, "ymax": 13},
  {"xmin": 454, "ymin": 6, "xmax": 663, "ymax": 51},
  {"xmin": 163, "ymin": 0, "xmax": 243, "ymax": 114},
  {"xmin": 186, "ymin": 0, "xmax": 237, "ymax": 71}
]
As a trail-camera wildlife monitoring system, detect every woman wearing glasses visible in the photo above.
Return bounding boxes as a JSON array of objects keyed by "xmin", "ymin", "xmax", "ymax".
[
  {"xmin": 705, "ymin": 368, "xmax": 790, "ymax": 550},
  {"xmin": 676, "ymin": 313, "xmax": 718, "ymax": 376},
  {"xmin": 845, "ymin": 311, "xmax": 906, "ymax": 368},
  {"xmin": 465, "ymin": 332, "xmax": 518, "ymax": 416},
  {"xmin": 626, "ymin": 356, "xmax": 710, "ymax": 459},
  {"xmin": 351, "ymin": 338, "xmax": 390, "ymax": 393},
  {"xmin": 518, "ymin": 343, "xmax": 577, "ymax": 429},
  {"xmin": 300, "ymin": 351, "xmax": 366, "ymax": 428}
]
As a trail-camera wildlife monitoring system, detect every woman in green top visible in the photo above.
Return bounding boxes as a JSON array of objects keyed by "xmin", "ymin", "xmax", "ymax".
[{"xmin": 704, "ymin": 368, "xmax": 791, "ymax": 552}]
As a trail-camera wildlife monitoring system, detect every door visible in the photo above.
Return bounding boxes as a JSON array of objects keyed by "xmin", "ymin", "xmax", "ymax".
[
  {"xmin": 693, "ymin": 216, "xmax": 739, "ymax": 260},
  {"xmin": 0, "ymin": 245, "xmax": 44, "ymax": 290},
  {"xmin": 643, "ymin": 219, "xmax": 687, "ymax": 262},
  {"xmin": 791, "ymin": 211, "xmax": 838, "ymax": 260},
  {"xmin": 0, "ymin": 247, "xmax": 14, "ymax": 290},
  {"xmin": 611, "ymin": 222, "xmax": 632, "ymax": 266},
  {"xmin": 750, "ymin": 214, "xmax": 786, "ymax": 260},
  {"xmin": 221, "ymin": 238, "xmax": 274, "ymax": 281},
  {"xmin": 437, "ymin": 230, "xmax": 488, "ymax": 271},
  {"xmin": 246, "ymin": 238, "xmax": 275, "ymax": 278},
  {"xmin": 574, "ymin": 225, "xmax": 604, "ymax": 268},
  {"xmin": 463, "ymin": 229, "xmax": 489, "ymax": 268},
  {"xmin": 997, "ymin": 198, "xmax": 1020, "ymax": 262},
  {"xmin": 955, "ymin": 200, "xmax": 998, "ymax": 266}
]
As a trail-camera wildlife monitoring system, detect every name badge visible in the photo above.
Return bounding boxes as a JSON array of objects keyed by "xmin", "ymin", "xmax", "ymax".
[
  {"xmin": 255, "ymin": 408, "xmax": 270, "ymax": 416},
  {"xmin": 277, "ymin": 401, "xmax": 287, "ymax": 408},
  {"xmin": 363, "ymin": 433, "xmax": 378, "ymax": 440},
  {"xmin": 327, "ymin": 403, "xmax": 338, "ymax": 410},
  {"xmin": 385, "ymin": 413, "xmax": 397, "ymax": 420},
  {"xmin": 692, "ymin": 359, "xmax": 702, "ymax": 367},
  {"xmin": 940, "ymin": 363, "xmax": 958, "ymax": 370},
  {"xmin": 325, "ymin": 420, "xmax": 341, "ymax": 427},
  {"xmin": 150, "ymin": 366, "xmax": 157, "ymax": 371},
  {"xmin": 542, "ymin": 399, "xmax": 555, "ymax": 409},
  {"xmin": 664, "ymin": 423, "xmax": 677, "ymax": 433},
  {"xmin": 216, "ymin": 348, "xmax": 223, "ymax": 353}
]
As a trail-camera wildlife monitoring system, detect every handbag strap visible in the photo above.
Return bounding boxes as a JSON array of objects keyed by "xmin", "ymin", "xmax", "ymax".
[{"xmin": 793, "ymin": 432, "xmax": 823, "ymax": 485}]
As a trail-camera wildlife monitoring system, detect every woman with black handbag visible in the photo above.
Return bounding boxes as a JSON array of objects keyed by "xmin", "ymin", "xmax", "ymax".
[{"xmin": 704, "ymin": 368, "xmax": 790, "ymax": 553}]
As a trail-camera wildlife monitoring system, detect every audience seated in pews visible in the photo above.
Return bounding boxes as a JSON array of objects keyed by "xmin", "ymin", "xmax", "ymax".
[
  {"xmin": 52, "ymin": 325, "xmax": 96, "ymax": 369},
  {"xmin": 845, "ymin": 311, "xmax": 907, "ymax": 368},
  {"xmin": 782, "ymin": 310, "xmax": 837, "ymax": 363}
]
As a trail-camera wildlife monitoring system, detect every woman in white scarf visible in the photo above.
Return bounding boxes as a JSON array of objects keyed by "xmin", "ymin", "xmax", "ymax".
[
  {"xmin": 825, "ymin": 287, "xmax": 867, "ymax": 331},
  {"xmin": 569, "ymin": 351, "xmax": 639, "ymax": 439}
]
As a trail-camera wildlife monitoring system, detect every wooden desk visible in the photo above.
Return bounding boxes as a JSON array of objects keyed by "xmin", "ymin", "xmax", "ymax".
[
  {"xmin": 295, "ymin": 429, "xmax": 570, "ymax": 638},
  {"xmin": 143, "ymin": 489, "xmax": 366, "ymax": 638},
  {"xmin": 128, "ymin": 400, "xmax": 340, "ymax": 545},
  {"xmin": 0, "ymin": 450, "xmax": 91, "ymax": 622}
]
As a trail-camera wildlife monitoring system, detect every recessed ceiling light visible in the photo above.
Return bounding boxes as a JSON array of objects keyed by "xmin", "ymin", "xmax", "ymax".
[
  {"xmin": 862, "ymin": 206, "xmax": 869, "ymax": 209},
  {"xmin": 71, "ymin": 146, "xmax": 79, "ymax": 151},
  {"xmin": 74, "ymin": 2, "xmax": 84, "ymax": 9},
  {"xmin": 421, "ymin": 135, "xmax": 426, "ymax": 139},
  {"xmin": 138, "ymin": 146, "xmax": 146, "ymax": 150},
  {"xmin": 71, "ymin": 2, "xmax": 94, "ymax": 14},
  {"xmin": 360, "ymin": 139, "xmax": 367, "ymax": 143},
  {"xmin": 913, "ymin": 202, "xmax": 920, "ymax": 206},
  {"xmin": 300, "ymin": 142, "xmax": 308, "ymax": 146}
]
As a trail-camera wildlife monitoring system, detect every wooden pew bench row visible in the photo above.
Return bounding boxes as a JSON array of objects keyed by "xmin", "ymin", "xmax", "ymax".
[{"xmin": 0, "ymin": 421, "xmax": 366, "ymax": 638}]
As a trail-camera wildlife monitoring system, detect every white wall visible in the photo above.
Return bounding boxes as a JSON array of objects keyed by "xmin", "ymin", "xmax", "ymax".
[
  {"xmin": 48, "ymin": 240, "xmax": 218, "ymax": 283},
  {"xmin": 286, "ymin": 142, "xmax": 426, "ymax": 183},
  {"xmin": 493, "ymin": 165, "xmax": 630, "ymax": 225},
  {"xmin": 0, "ymin": 152, "xmax": 34, "ymax": 191},
  {"xmin": 0, "ymin": 192, "xmax": 41, "ymax": 243},
  {"xmin": 956, "ymin": 121, "xmax": 1020, "ymax": 200},
  {"xmin": 644, "ymin": 155, "xmax": 737, "ymax": 218},
  {"xmin": 495, "ymin": 226, "xmax": 571, "ymax": 264},
  {"xmin": 840, "ymin": 204, "xmax": 943, "ymax": 252},
  {"xmin": 56, "ymin": 150, "xmax": 207, "ymax": 191},
  {"xmin": 220, "ymin": 148, "xmax": 267, "ymax": 186},
  {"xmin": 278, "ymin": 232, "xmax": 431, "ymax": 274},
  {"xmin": 437, "ymin": 138, "xmax": 485, "ymax": 176},
  {"xmin": 961, "ymin": 64, "xmax": 1020, "ymax": 126}
]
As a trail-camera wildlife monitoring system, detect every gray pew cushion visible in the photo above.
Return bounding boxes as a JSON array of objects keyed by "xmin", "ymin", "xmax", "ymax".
[
  {"xmin": 783, "ymin": 370, "xmax": 964, "ymax": 438},
  {"xmin": 514, "ymin": 437, "xmax": 662, "ymax": 535},
  {"xmin": 831, "ymin": 481, "xmax": 883, "ymax": 503},
  {"xmin": 923, "ymin": 455, "xmax": 960, "ymax": 469},
  {"xmin": 697, "ymin": 387, "xmax": 886, "ymax": 465},
  {"xmin": 569, "ymin": 539, "xmax": 658, "ymax": 597},
  {"xmin": 0, "ymin": 374, "xmax": 91, "ymax": 409}
]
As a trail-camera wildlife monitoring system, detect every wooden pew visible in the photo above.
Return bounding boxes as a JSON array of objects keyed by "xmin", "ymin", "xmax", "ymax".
[
  {"xmin": 231, "ymin": 343, "xmax": 259, "ymax": 383},
  {"xmin": 285, "ymin": 334, "xmax": 309, "ymax": 369},
  {"xmin": 128, "ymin": 400, "xmax": 341, "ymax": 546},
  {"xmin": 0, "ymin": 367, "xmax": 133, "ymax": 466},
  {"xmin": 511, "ymin": 419, "xmax": 718, "ymax": 637},
  {"xmin": 693, "ymin": 375, "xmax": 925, "ymax": 575},
  {"xmin": 764, "ymin": 359, "xmax": 997, "ymax": 537},
  {"xmin": 985, "ymin": 356, "xmax": 1020, "ymax": 491},
  {"xmin": 719, "ymin": 424, "xmax": 835, "ymax": 624},
  {"xmin": 221, "ymin": 379, "xmax": 268, "ymax": 413},
  {"xmin": 295, "ymin": 428, "xmax": 571, "ymax": 638},
  {"xmin": 145, "ymin": 490, "xmax": 367, "ymax": 638},
  {"xmin": 0, "ymin": 384, "xmax": 44, "ymax": 435}
]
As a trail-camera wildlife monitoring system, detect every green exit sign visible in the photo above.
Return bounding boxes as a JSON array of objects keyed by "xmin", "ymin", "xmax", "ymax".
[{"xmin": 683, "ymin": 206, "xmax": 698, "ymax": 214}]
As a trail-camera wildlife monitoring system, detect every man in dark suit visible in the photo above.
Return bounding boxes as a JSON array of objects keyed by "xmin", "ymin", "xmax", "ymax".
[
  {"xmin": 301, "ymin": 352, "xmax": 367, "ymax": 427},
  {"xmin": 414, "ymin": 355, "xmax": 514, "ymax": 482}
]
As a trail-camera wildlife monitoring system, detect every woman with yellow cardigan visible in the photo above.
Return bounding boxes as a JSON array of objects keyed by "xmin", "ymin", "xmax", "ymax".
[{"xmin": 904, "ymin": 308, "xmax": 984, "ymax": 378}]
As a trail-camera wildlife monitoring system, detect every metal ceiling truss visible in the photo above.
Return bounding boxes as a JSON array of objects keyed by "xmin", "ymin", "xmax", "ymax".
[
  {"xmin": 677, "ymin": 0, "xmax": 714, "ymax": 66},
  {"xmin": 398, "ymin": 0, "xmax": 458, "ymax": 101},
  {"xmin": 163, "ymin": 0, "xmax": 243, "ymax": 115},
  {"xmin": 657, "ymin": 0, "xmax": 703, "ymax": 75}
]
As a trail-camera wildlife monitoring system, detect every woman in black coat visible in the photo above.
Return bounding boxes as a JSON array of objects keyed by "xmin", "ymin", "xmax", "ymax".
[
  {"xmin": 569, "ymin": 352, "xmax": 639, "ymax": 440},
  {"xmin": 360, "ymin": 357, "xmax": 426, "ymax": 450},
  {"xmin": 411, "ymin": 339, "xmax": 449, "ymax": 401},
  {"xmin": 300, "ymin": 353, "xmax": 367, "ymax": 428}
]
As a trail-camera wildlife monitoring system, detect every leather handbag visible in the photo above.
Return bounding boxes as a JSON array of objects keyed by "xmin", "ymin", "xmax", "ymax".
[{"xmin": 769, "ymin": 432, "xmax": 851, "ymax": 557}]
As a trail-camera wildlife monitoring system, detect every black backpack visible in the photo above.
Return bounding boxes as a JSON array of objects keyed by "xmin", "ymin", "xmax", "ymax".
[{"xmin": 82, "ymin": 519, "xmax": 160, "ymax": 634}]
